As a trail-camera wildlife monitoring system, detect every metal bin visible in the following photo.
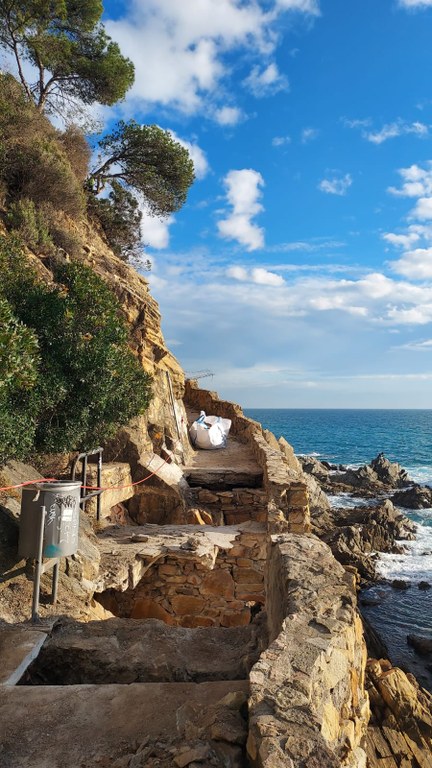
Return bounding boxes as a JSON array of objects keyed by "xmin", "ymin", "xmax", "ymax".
[{"xmin": 19, "ymin": 480, "xmax": 81, "ymax": 559}]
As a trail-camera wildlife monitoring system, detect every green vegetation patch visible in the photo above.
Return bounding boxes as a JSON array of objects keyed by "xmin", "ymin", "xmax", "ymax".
[{"xmin": 0, "ymin": 235, "xmax": 152, "ymax": 465}]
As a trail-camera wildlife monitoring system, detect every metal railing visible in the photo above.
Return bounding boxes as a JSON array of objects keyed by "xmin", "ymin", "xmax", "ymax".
[{"xmin": 71, "ymin": 447, "xmax": 103, "ymax": 521}]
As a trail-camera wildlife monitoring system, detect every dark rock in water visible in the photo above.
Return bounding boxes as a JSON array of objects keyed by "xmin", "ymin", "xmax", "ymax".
[
  {"xmin": 407, "ymin": 635, "xmax": 432, "ymax": 655},
  {"xmin": 360, "ymin": 594, "xmax": 382, "ymax": 606},
  {"xmin": 418, "ymin": 581, "xmax": 431, "ymax": 590},
  {"xmin": 321, "ymin": 460, "xmax": 346, "ymax": 471},
  {"xmin": 298, "ymin": 455, "xmax": 330, "ymax": 481},
  {"xmin": 392, "ymin": 579, "xmax": 410, "ymax": 590},
  {"xmin": 421, "ymin": 551, "xmax": 432, "ymax": 556},
  {"xmin": 370, "ymin": 452, "xmax": 411, "ymax": 488},
  {"xmin": 303, "ymin": 451, "xmax": 412, "ymax": 498},
  {"xmin": 323, "ymin": 500, "xmax": 415, "ymax": 580},
  {"xmin": 391, "ymin": 485, "xmax": 432, "ymax": 509},
  {"xmin": 361, "ymin": 615, "xmax": 389, "ymax": 658}
]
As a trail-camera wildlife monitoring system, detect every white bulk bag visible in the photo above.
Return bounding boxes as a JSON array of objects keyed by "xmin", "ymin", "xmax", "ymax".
[{"xmin": 189, "ymin": 410, "xmax": 232, "ymax": 450}]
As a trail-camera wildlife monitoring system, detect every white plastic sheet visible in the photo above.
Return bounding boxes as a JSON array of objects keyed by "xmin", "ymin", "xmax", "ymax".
[{"xmin": 189, "ymin": 410, "xmax": 232, "ymax": 450}]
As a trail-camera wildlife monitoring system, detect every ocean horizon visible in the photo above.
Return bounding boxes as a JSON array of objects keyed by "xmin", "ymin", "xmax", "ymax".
[{"xmin": 244, "ymin": 408, "xmax": 432, "ymax": 483}]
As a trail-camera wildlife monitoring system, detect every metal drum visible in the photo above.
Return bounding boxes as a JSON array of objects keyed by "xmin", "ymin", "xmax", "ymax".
[{"xmin": 19, "ymin": 481, "xmax": 81, "ymax": 559}]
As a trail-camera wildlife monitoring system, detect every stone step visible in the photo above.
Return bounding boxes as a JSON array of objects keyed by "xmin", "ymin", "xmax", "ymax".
[
  {"xmin": 0, "ymin": 625, "xmax": 50, "ymax": 686},
  {"xmin": 0, "ymin": 680, "xmax": 249, "ymax": 768},
  {"xmin": 21, "ymin": 617, "xmax": 264, "ymax": 685},
  {"xmin": 184, "ymin": 467, "xmax": 263, "ymax": 490}
]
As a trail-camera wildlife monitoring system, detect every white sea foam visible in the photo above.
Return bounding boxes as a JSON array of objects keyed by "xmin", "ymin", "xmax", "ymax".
[
  {"xmin": 327, "ymin": 492, "xmax": 373, "ymax": 509},
  {"xmin": 405, "ymin": 465, "xmax": 432, "ymax": 486},
  {"xmin": 377, "ymin": 517, "xmax": 432, "ymax": 582}
]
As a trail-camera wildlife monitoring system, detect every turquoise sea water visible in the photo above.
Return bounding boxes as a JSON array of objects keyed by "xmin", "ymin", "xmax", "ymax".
[
  {"xmin": 244, "ymin": 409, "xmax": 432, "ymax": 484},
  {"xmin": 244, "ymin": 409, "xmax": 432, "ymax": 687}
]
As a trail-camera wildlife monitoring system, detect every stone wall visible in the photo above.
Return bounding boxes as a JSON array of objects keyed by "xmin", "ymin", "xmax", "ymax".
[
  {"xmin": 247, "ymin": 534, "xmax": 369, "ymax": 768},
  {"xmin": 185, "ymin": 380, "xmax": 310, "ymax": 535},
  {"xmin": 192, "ymin": 487, "xmax": 268, "ymax": 525},
  {"xmin": 97, "ymin": 525, "xmax": 267, "ymax": 628}
]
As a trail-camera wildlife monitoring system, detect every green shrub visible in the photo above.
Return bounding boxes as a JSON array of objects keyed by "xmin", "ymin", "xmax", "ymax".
[
  {"xmin": 0, "ymin": 75, "xmax": 86, "ymax": 219},
  {"xmin": 0, "ymin": 296, "xmax": 40, "ymax": 465},
  {"xmin": 0, "ymin": 235, "xmax": 152, "ymax": 462},
  {"xmin": 7, "ymin": 199, "xmax": 54, "ymax": 252},
  {"xmin": 88, "ymin": 181, "xmax": 144, "ymax": 262},
  {"xmin": 59, "ymin": 125, "xmax": 92, "ymax": 184}
]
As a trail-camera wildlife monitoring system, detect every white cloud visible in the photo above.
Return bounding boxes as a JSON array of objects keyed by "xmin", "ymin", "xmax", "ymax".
[
  {"xmin": 391, "ymin": 247, "xmax": 432, "ymax": 279},
  {"xmin": 398, "ymin": 0, "xmax": 432, "ymax": 8},
  {"xmin": 364, "ymin": 120, "xmax": 429, "ymax": 144},
  {"xmin": 410, "ymin": 198, "xmax": 432, "ymax": 220},
  {"xmin": 105, "ymin": 0, "xmax": 319, "ymax": 119},
  {"xmin": 244, "ymin": 63, "xmax": 289, "ymax": 97},
  {"xmin": 318, "ymin": 173, "xmax": 352, "ymax": 196},
  {"xmin": 227, "ymin": 266, "xmax": 284, "ymax": 285},
  {"xmin": 386, "ymin": 305, "xmax": 432, "ymax": 325},
  {"xmin": 382, "ymin": 231, "xmax": 420, "ymax": 249},
  {"xmin": 268, "ymin": 239, "xmax": 345, "ymax": 252},
  {"xmin": 301, "ymin": 127, "xmax": 319, "ymax": 143},
  {"xmin": 168, "ymin": 131, "xmax": 209, "ymax": 179},
  {"xmin": 397, "ymin": 339, "xmax": 432, "ymax": 351},
  {"xmin": 272, "ymin": 135, "xmax": 292, "ymax": 147},
  {"xmin": 343, "ymin": 117, "xmax": 372, "ymax": 129},
  {"xmin": 388, "ymin": 163, "xmax": 432, "ymax": 197},
  {"xmin": 140, "ymin": 206, "xmax": 174, "ymax": 249},
  {"xmin": 227, "ymin": 266, "xmax": 249, "ymax": 281},
  {"xmin": 214, "ymin": 106, "xmax": 244, "ymax": 126},
  {"xmin": 252, "ymin": 268, "xmax": 285, "ymax": 285},
  {"xmin": 217, "ymin": 169, "xmax": 265, "ymax": 251},
  {"xmin": 276, "ymin": 0, "xmax": 320, "ymax": 13}
]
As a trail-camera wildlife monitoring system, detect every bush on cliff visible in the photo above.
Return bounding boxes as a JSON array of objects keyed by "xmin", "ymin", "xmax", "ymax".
[
  {"xmin": 87, "ymin": 181, "xmax": 144, "ymax": 263},
  {"xmin": 0, "ymin": 235, "xmax": 152, "ymax": 463},
  {"xmin": 0, "ymin": 295, "xmax": 40, "ymax": 465}
]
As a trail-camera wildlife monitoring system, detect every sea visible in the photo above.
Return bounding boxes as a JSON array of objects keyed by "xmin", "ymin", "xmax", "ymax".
[{"xmin": 244, "ymin": 409, "xmax": 432, "ymax": 688}]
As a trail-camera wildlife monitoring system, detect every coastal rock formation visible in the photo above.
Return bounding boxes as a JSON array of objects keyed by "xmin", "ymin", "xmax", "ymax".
[
  {"xmin": 300, "ymin": 453, "xmax": 412, "ymax": 496},
  {"xmin": 391, "ymin": 485, "xmax": 432, "ymax": 510},
  {"xmin": 320, "ymin": 500, "xmax": 416, "ymax": 579},
  {"xmin": 366, "ymin": 658, "xmax": 432, "ymax": 768},
  {"xmin": 407, "ymin": 635, "xmax": 432, "ymax": 656}
]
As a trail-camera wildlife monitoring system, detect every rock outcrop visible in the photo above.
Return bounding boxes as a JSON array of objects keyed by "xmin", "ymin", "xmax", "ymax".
[
  {"xmin": 300, "ymin": 453, "xmax": 412, "ymax": 497},
  {"xmin": 391, "ymin": 485, "xmax": 432, "ymax": 510},
  {"xmin": 322, "ymin": 500, "xmax": 416, "ymax": 580},
  {"xmin": 366, "ymin": 658, "xmax": 432, "ymax": 768}
]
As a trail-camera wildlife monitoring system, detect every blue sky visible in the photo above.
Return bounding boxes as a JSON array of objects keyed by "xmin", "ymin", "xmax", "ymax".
[{"xmin": 101, "ymin": 1, "xmax": 432, "ymax": 407}]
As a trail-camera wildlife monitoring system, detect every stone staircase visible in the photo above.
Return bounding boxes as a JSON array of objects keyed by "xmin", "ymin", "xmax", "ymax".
[{"xmin": 0, "ymin": 616, "xmax": 255, "ymax": 768}]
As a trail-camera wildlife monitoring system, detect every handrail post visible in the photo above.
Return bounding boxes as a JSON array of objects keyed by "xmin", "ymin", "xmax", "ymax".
[
  {"xmin": 31, "ymin": 505, "xmax": 46, "ymax": 623},
  {"xmin": 96, "ymin": 450, "xmax": 102, "ymax": 522}
]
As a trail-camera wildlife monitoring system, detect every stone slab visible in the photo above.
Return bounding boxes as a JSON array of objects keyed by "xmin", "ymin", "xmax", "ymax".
[
  {"xmin": 0, "ymin": 626, "xmax": 48, "ymax": 686},
  {"xmin": 24, "ymin": 617, "xmax": 263, "ymax": 685},
  {"xmin": 0, "ymin": 680, "xmax": 249, "ymax": 768}
]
